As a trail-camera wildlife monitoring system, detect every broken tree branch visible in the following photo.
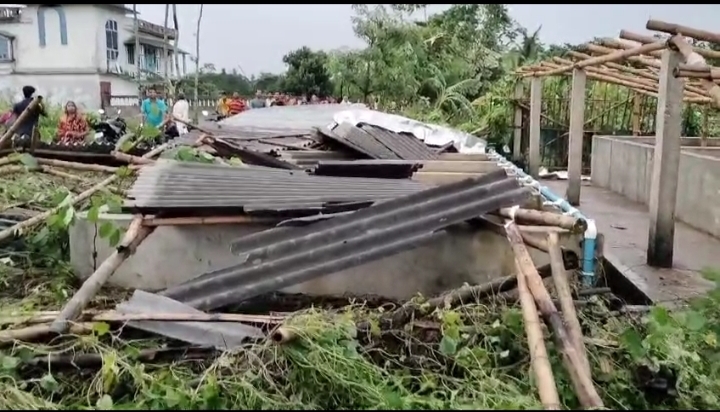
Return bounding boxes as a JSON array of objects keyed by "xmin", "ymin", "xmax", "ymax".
[
  {"xmin": 50, "ymin": 217, "xmax": 153, "ymax": 333},
  {"xmin": 0, "ymin": 97, "xmax": 41, "ymax": 150}
]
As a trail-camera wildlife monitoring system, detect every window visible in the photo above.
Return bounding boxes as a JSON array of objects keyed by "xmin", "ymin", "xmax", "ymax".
[
  {"xmin": 0, "ymin": 35, "xmax": 12, "ymax": 61},
  {"xmin": 142, "ymin": 45, "xmax": 158, "ymax": 73},
  {"xmin": 105, "ymin": 20, "xmax": 118, "ymax": 62},
  {"xmin": 126, "ymin": 44, "xmax": 134, "ymax": 64}
]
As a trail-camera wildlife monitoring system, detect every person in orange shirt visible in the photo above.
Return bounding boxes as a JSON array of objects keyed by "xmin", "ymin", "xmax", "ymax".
[{"xmin": 227, "ymin": 92, "xmax": 247, "ymax": 115}]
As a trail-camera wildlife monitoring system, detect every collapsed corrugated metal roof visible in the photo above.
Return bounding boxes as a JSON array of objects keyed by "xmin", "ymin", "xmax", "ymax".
[
  {"xmin": 312, "ymin": 160, "xmax": 421, "ymax": 179},
  {"xmin": 125, "ymin": 161, "xmax": 427, "ymax": 214},
  {"xmin": 219, "ymin": 104, "xmax": 367, "ymax": 135},
  {"xmin": 321, "ymin": 122, "xmax": 438, "ymax": 160},
  {"xmin": 160, "ymin": 169, "xmax": 529, "ymax": 310},
  {"xmin": 279, "ymin": 150, "xmax": 354, "ymax": 169}
]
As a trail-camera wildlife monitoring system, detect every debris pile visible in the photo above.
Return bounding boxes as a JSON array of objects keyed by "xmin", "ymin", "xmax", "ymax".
[{"xmin": 0, "ymin": 104, "xmax": 699, "ymax": 409}]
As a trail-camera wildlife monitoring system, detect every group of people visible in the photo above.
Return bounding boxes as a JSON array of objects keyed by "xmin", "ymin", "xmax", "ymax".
[{"xmin": 215, "ymin": 90, "xmax": 347, "ymax": 118}]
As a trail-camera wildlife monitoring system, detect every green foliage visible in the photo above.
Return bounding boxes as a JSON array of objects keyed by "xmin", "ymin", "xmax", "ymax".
[{"xmin": 281, "ymin": 46, "xmax": 334, "ymax": 98}]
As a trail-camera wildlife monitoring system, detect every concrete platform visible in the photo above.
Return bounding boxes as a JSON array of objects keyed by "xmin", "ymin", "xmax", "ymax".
[
  {"xmin": 69, "ymin": 212, "xmax": 582, "ymax": 300},
  {"xmin": 543, "ymin": 179, "xmax": 717, "ymax": 305}
]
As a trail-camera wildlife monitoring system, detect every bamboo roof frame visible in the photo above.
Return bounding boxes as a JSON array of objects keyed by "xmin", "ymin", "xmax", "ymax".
[{"xmin": 515, "ymin": 19, "xmax": 720, "ymax": 107}]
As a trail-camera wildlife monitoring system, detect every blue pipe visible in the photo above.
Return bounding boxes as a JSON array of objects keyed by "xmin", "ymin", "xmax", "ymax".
[{"xmin": 487, "ymin": 150, "xmax": 597, "ymax": 286}]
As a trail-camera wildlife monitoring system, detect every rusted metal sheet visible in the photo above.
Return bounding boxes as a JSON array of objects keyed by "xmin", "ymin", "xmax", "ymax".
[
  {"xmin": 160, "ymin": 169, "xmax": 529, "ymax": 310},
  {"xmin": 359, "ymin": 124, "xmax": 438, "ymax": 160},
  {"xmin": 322, "ymin": 122, "xmax": 439, "ymax": 161}
]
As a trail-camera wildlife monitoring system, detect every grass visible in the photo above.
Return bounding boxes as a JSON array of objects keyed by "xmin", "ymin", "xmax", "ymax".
[{"xmin": 2, "ymin": 166, "xmax": 720, "ymax": 410}]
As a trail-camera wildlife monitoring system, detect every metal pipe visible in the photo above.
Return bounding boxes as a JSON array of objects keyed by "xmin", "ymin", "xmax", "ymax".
[{"xmin": 487, "ymin": 150, "xmax": 597, "ymax": 286}]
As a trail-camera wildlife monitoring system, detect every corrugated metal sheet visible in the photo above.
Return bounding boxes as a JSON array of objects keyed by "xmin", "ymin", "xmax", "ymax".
[
  {"xmin": 160, "ymin": 169, "xmax": 530, "ymax": 310},
  {"xmin": 359, "ymin": 124, "xmax": 438, "ymax": 160},
  {"xmin": 125, "ymin": 161, "xmax": 428, "ymax": 213},
  {"xmin": 313, "ymin": 160, "xmax": 420, "ymax": 179},
  {"xmin": 279, "ymin": 150, "xmax": 353, "ymax": 169},
  {"xmin": 219, "ymin": 104, "xmax": 367, "ymax": 135},
  {"xmin": 323, "ymin": 122, "xmax": 438, "ymax": 161}
]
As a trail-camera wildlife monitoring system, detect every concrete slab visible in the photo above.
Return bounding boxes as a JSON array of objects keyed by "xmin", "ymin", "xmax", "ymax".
[{"xmin": 542, "ymin": 179, "xmax": 717, "ymax": 305}]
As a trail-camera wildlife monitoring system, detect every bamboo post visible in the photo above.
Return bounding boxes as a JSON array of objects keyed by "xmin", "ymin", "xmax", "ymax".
[
  {"xmin": 0, "ymin": 96, "xmax": 41, "ymax": 150},
  {"xmin": 528, "ymin": 76, "xmax": 542, "ymax": 178},
  {"xmin": 36, "ymin": 158, "xmax": 120, "ymax": 173},
  {"xmin": 646, "ymin": 19, "xmax": 720, "ymax": 45},
  {"xmin": 513, "ymin": 81, "xmax": 524, "ymax": 160},
  {"xmin": 666, "ymin": 36, "xmax": 720, "ymax": 108},
  {"xmin": 515, "ymin": 257, "xmax": 561, "ymax": 409},
  {"xmin": 547, "ymin": 232, "xmax": 591, "ymax": 378},
  {"xmin": 50, "ymin": 217, "xmax": 153, "ymax": 333},
  {"xmin": 646, "ymin": 49, "xmax": 684, "ymax": 268},
  {"xmin": 505, "ymin": 220, "xmax": 603, "ymax": 409},
  {"xmin": 566, "ymin": 68, "xmax": 587, "ymax": 206},
  {"xmin": 620, "ymin": 29, "xmax": 720, "ymax": 60},
  {"xmin": 631, "ymin": 92, "xmax": 642, "ymax": 135},
  {"xmin": 496, "ymin": 207, "xmax": 586, "ymax": 233},
  {"xmin": 270, "ymin": 327, "xmax": 296, "ymax": 344}
]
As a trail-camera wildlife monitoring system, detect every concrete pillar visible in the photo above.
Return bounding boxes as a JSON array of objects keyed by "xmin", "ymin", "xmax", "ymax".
[
  {"xmin": 566, "ymin": 69, "xmax": 587, "ymax": 206},
  {"xmin": 512, "ymin": 81, "xmax": 524, "ymax": 160},
  {"xmin": 647, "ymin": 50, "xmax": 684, "ymax": 268},
  {"xmin": 528, "ymin": 76, "xmax": 543, "ymax": 178}
]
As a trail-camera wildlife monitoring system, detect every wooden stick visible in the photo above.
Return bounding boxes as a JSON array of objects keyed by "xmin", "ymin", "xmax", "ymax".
[
  {"xmin": 505, "ymin": 220, "xmax": 603, "ymax": 409},
  {"xmin": 112, "ymin": 151, "xmax": 155, "ymax": 165},
  {"xmin": 270, "ymin": 326, "xmax": 296, "ymax": 344},
  {"xmin": 36, "ymin": 157, "xmax": 119, "ymax": 173},
  {"xmin": 534, "ymin": 41, "xmax": 667, "ymax": 77},
  {"xmin": 515, "ymin": 258, "xmax": 561, "ymax": 409},
  {"xmin": 620, "ymin": 29, "xmax": 720, "ymax": 60},
  {"xmin": 143, "ymin": 141, "xmax": 173, "ymax": 159},
  {"xmin": 583, "ymin": 43, "xmax": 662, "ymax": 69},
  {"xmin": 0, "ymin": 96, "xmax": 41, "ymax": 150},
  {"xmin": 0, "ymin": 310, "xmax": 284, "ymax": 326},
  {"xmin": 497, "ymin": 207, "xmax": 586, "ymax": 232},
  {"xmin": 0, "ymin": 155, "xmax": 19, "ymax": 167},
  {"xmin": 547, "ymin": 232, "xmax": 591, "ymax": 378},
  {"xmin": 646, "ymin": 19, "xmax": 720, "ymax": 45},
  {"xmin": 0, "ymin": 322, "xmax": 94, "ymax": 343},
  {"xmin": 142, "ymin": 215, "xmax": 281, "ymax": 227},
  {"xmin": 50, "ymin": 217, "xmax": 152, "ymax": 333}
]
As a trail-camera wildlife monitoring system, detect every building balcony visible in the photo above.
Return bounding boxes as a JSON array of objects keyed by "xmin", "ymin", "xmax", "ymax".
[{"xmin": 0, "ymin": 7, "xmax": 21, "ymax": 23}]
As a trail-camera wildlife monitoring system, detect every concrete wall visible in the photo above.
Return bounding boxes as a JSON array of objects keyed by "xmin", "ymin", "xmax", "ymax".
[
  {"xmin": 69, "ymin": 213, "xmax": 582, "ymax": 300},
  {"xmin": 591, "ymin": 135, "xmax": 720, "ymax": 238}
]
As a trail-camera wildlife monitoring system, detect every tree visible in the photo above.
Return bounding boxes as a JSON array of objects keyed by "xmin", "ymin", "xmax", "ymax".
[{"xmin": 281, "ymin": 46, "xmax": 333, "ymax": 98}]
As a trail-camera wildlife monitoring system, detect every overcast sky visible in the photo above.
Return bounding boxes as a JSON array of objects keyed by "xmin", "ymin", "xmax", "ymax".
[{"xmin": 135, "ymin": 4, "xmax": 720, "ymax": 76}]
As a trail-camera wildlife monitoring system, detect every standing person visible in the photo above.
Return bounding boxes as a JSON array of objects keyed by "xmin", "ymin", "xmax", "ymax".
[
  {"xmin": 249, "ymin": 90, "xmax": 266, "ymax": 109},
  {"xmin": 172, "ymin": 93, "xmax": 190, "ymax": 135},
  {"xmin": 227, "ymin": 92, "xmax": 247, "ymax": 115},
  {"xmin": 216, "ymin": 91, "xmax": 230, "ymax": 118},
  {"xmin": 12, "ymin": 85, "xmax": 46, "ymax": 140},
  {"xmin": 140, "ymin": 87, "xmax": 168, "ymax": 128},
  {"xmin": 56, "ymin": 101, "xmax": 89, "ymax": 144}
]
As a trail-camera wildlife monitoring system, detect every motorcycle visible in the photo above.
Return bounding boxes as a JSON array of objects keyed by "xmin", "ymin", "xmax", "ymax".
[
  {"xmin": 93, "ymin": 108, "xmax": 127, "ymax": 145},
  {"xmin": 201, "ymin": 110, "xmax": 224, "ymax": 122}
]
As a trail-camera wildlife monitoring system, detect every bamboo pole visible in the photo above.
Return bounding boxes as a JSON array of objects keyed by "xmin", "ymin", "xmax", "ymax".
[
  {"xmin": 600, "ymin": 38, "xmax": 663, "ymax": 59},
  {"xmin": 497, "ymin": 207, "xmax": 586, "ymax": 233},
  {"xmin": 620, "ymin": 29, "xmax": 720, "ymax": 60},
  {"xmin": 142, "ymin": 215, "xmax": 281, "ymax": 227},
  {"xmin": 0, "ymin": 165, "xmax": 26, "ymax": 176},
  {"xmin": 505, "ymin": 220, "xmax": 603, "ymax": 409},
  {"xmin": 39, "ymin": 167, "xmax": 125, "ymax": 196},
  {"xmin": 270, "ymin": 327, "xmax": 296, "ymax": 344},
  {"xmin": 0, "ymin": 96, "xmax": 41, "ymax": 150},
  {"xmin": 515, "ymin": 258, "xmax": 561, "ymax": 409},
  {"xmin": 0, "ymin": 323, "xmax": 94, "ymax": 343},
  {"xmin": 548, "ymin": 232, "xmax": 591, "ymax": 378},
  {"xmin": 36, "ymin": 158, "xmax": 119, "ymax": 173},
  {"xmin": 646, "ymin": 19, "xmax": 720, "ymax": 45},
  {"xmin": 112, "ymin": 151, "xmax": 155, "ymax": 165},
  {"xmin": 0, "ymin": 310, "xmax": 284, "ymax": 326},
  {"xmin": 535, "ymin": 41, "xmax": 667, "ymax": 77},
  {"xmin": 0, "ymin": 155, "xmax": 19, "ymax": 167},
  {"xmin": 666, "ymin": 36, "xmax": 720, "ymax": 108},
  {"xmin": 675, "ymin": 66, "xmax": 720, "ymax": 80},
  {"xmin": 50, "ymin": 217, "xmax": 153, "ymax": 333},
  {"xmin": 583, "ymin": 43, "xmax": 662, "ymax": 69}
]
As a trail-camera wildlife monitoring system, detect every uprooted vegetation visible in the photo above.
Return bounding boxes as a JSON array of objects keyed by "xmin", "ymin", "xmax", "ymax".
[{"xmin": 1, "ymin": 169, "xmax": 720, "ymax": 409}]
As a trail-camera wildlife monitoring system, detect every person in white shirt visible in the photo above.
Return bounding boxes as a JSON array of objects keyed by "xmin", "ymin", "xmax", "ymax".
[{"xmin": 172, "ymin": 93, "xmax": 190, "ymax": 135}]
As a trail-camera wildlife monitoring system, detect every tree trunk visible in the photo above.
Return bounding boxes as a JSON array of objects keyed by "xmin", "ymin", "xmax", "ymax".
[
  {"xmin": 163, "ymin": 4, "xmax": 169, "ymax": 80},
  {"xmin": 193, "ymin": 4, "xmax": 204, "ymax": 123}
]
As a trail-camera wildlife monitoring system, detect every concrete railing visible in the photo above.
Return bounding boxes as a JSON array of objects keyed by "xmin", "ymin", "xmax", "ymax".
[
  {"xmin": 591, "ymin": 135, "xmax": 720, "ymax": 238},
  {"xmin": 108, "ymin": 95, "xmax": 216, "ymax": 118}
]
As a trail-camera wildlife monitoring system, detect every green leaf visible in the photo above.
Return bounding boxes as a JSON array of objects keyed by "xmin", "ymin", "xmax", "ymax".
[
  {"xmin": 93, "ymin": 322, "xmax": 111, "ymax": 336},
  {"xmin": 105, "ymin": 198, "xmax": 122, "ymax": 214},
  {"xmin": 1, "ymin": 355, "xmax": 19, "ymax": 370},
  {"xmin": 439, "ymin": 335, "xmax": 457, "ymax": 356},
  {"xmin": 96, "ymin": 394, "xmax": 114, "ymax": 410},
  {"xmin": 18, "ymin": 153, "xmax": 38, "ymax": 169},
  {"xmin": 61, "ymin": 206, "xmax": 75, "ymax": 227},
  {"xmin": 650, "ymin": 306, "xmax": 671, "ymax": 326},
  {"xmin": 686, "ymin": 310, "xmax": 707, "ymax": 331},
  {"xmin": 98, "ymin": 221, "xmax": 114, "ymax": 238},
  {"xmin": 39, "ymin": 373, "xmax": 59, "ymax": 392},
  {"xmin": 620, "ymin": 328, "xmax": 646, "ymax": 360},
  {"xmin": 108, "ymin": 228, "xmax": 122, "ymax": 247},
  {"xmin": 87, "ymin": 206, "xmax": 100, "ymax": 223}
]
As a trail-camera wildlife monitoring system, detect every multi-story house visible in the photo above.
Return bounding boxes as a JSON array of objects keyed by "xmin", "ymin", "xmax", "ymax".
[{"xmin": 0, "ymin": 4, "xmax": 189, "ymax": 110}]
